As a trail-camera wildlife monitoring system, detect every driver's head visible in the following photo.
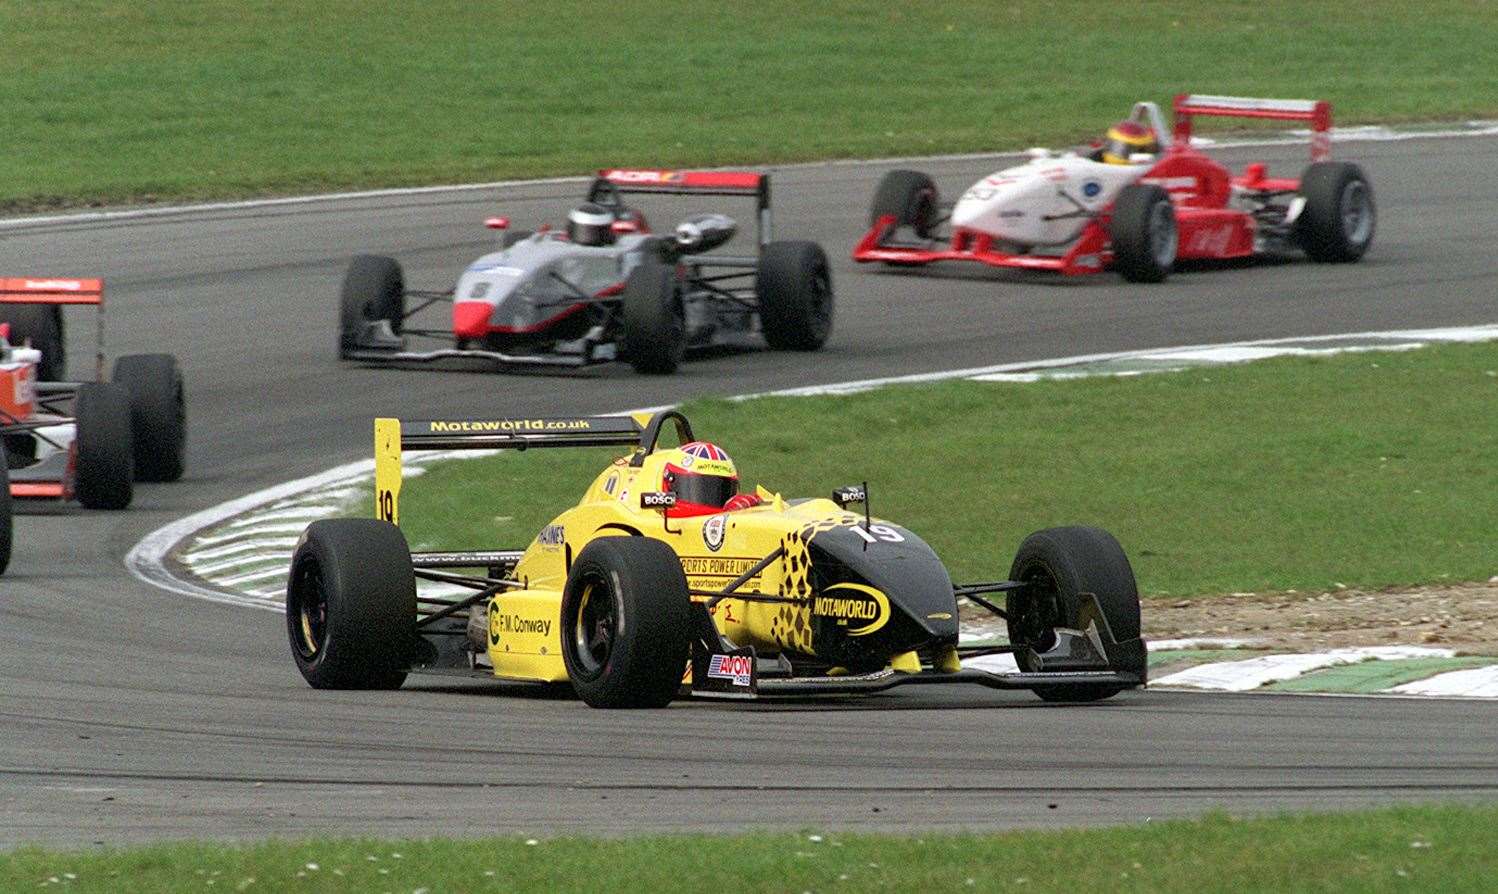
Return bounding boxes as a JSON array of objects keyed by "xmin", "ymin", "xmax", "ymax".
[
  {"xmin": 660, "ymin": 441, "xmax": 739, "ymax": 517},
  {"xmin": 1100, "ymin": 120, "xmax": 1158, "ymax": 164},
  {"xmin": 567, "ymin": 202, "xmax": 616, "ymax": 246}
]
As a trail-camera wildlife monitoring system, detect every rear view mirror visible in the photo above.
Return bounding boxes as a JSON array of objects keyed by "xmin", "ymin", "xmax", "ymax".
[{"xmin": 673, "ymin": 214, "xmax": 737, "ymax": 254}]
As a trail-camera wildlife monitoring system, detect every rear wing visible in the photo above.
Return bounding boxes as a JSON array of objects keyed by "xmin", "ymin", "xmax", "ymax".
[
  {"xmin": 0, "ymin": 278, "xmax": 107, "ymax": 378},
  {"xmin": 373, "ymin": 414, "xmax": 646, "ymax": 525},
  {"xmin": 590, "ymin": 168, "xmax": 772, "ymax": 252},
  {"xmin": 0, "ymin": 278, "xmax": 103, "ymax": 305},
  {"xmin": 1172, "ymin": 94, "xmax": 1333, "ymax": 161}
]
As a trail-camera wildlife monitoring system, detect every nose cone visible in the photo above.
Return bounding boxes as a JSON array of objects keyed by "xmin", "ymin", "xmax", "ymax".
[{"xmin": 452, "ymin": 301, "xmax": 493, "ymax": 339}]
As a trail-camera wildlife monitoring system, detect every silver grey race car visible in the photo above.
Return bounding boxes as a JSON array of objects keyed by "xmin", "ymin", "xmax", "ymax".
[{"xmin": 338, "ymin": 169, "xmax": 833, "ymax": 374}]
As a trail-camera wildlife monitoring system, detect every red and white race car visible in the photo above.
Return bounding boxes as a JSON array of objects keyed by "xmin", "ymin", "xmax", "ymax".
[
  {"xmin": 0, "ymin": 279, "xmax": 186, "ymax": 559},
  {"xmin": 852, "ymin": 94, "xmax": 1375, "ymax": 282}
]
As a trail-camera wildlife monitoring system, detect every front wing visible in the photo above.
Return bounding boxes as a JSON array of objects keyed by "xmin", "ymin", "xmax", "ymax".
[{"xmin": 853, "ymin": 215, "xmax": 1112, "ymax": 276}]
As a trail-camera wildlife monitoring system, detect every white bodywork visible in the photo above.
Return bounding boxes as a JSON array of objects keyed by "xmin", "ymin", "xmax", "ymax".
[
  {"xmin": 949, "ymin": 102, "xmax": 1170, "ymax": 248},
  {"xmin": 951, "ymin": 157, "xmax": 1148, "ymax": 247}
]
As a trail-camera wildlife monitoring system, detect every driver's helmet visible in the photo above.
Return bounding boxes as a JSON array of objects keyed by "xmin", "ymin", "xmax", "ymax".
[
  {"xmin": 566, "ymin": 202, "xmax": 616, "ymax": 246},
  {"xmin": 660, "ymin": 441, "xmax": 739, "ymax": 517},
  {"xmin": 1100, "ymin": 120, "xmax": 1158, "ymax": 164}
]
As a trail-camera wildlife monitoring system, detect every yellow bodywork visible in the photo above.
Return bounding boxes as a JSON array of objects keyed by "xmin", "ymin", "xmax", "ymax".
[
  {"xmin": 376, "ymin": 416, "xmax": 900, "ymax": 684},
  {"xmin": 494, "ymin": 457, "xmax": 874, "ymax": 681}
]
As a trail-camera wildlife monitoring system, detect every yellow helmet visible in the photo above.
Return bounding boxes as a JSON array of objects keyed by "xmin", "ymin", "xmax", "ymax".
[{"xmin": 1100, "ymin": 120, "xmax": 1159, "ymax": 164}]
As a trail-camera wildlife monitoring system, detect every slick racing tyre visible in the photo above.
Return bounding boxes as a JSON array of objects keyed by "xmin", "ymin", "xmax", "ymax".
[
  {"xmin": 1006, "ymin": 526, "xmax": 1142, "ymax": 703},
  {"xmin": 286, "ymin": 518, "xmax": 416, "ymax": 690},
  {"xmin": 757, "ymin": 240, "xmax": 834, "ymax": 351},
  {"xmin": 560, "ymin": 537, "xmax": 692, "ymax": 708},
  {"xmin": 1110, "ymin": 184, "xmax": 1177, "ymax": 283},
  {"xmin": 500, "ymin": 229, "xmax": 535, "ymax": 249},
  {"xmin": 0, "ymin": 444, "xmax": 11, "ymax": 576},
  {"xmin": 111, "ymin": 353, "xmax": 186, "ymax": 482},
  {"xmin": 1296, "ymin": 162, "xmax": 1375, "ymax": 263},
  {"xmin": 73, "ymin": 383, "xmax": 134, "ymax": 510},
  {"xmin": 869, "ymin": 169, "xmax": 938, "ymax": 239},
  {"xmin": 338, "ymin": 254, "xmax": 404, "ymax": 358},
  {"xmin": 0, "ymin": 304, "xmax": 64, "ymax": 381},
  {"xmin": 620, "ymin": 250, "xmax": 686, "ymax": 375}
]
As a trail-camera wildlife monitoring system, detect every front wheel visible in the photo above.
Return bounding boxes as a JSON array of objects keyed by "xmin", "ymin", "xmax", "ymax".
[
  {"xmin": 756, "ymin": 240, "xmax": 834, "ymax": 351},
  {"xmin": 869, "ymin": 169, "xmax": 939, "ymax": 239},
  {"xmin": 339, "ymin": 254, "xmax": 405, "ymax": 358},
  {"xmin": 285, "ymin": 518, "xmax": 416, "ymax": 690},
  {"xmin": 560, "ymin": 537, "xmax": 692, "ymax": 708},
  {"xmin": 111, "ymin": 353, "xmax": 187, "ymax": 482},
  {"xmin": 1005, "ymin": 526, "xmax": 1142, "ymax": 702},
  {"xmin": 1296, "ymin": 162, "xmax": 1375, "ymax": 263},
  {"xmin": 620, "ymin": 251, "xmax": 685, "ymax": 375},
  {"xmin": 1109, "ymin": 184, "xmax": 1176, "ymax": 283},
  {"xmin": 73, "ymin": 383, "xmax": 134, "ymax": 510}
]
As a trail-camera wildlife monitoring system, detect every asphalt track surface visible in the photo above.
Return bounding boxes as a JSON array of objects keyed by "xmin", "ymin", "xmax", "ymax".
[{"xmin": 3, "ymin": 137, "xmax": 1496, "ymax": 846}]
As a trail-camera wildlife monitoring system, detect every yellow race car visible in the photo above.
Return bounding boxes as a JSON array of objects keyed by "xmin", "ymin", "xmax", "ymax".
[{"xmin": 285, "ymin": 411, "xmax": 1146, "ymax": 708}]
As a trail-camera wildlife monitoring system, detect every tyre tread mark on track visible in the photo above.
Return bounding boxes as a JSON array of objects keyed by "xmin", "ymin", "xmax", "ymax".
[{"xmin": 4, "ymin": 768, "xmax": 1497, "ymax": 795}]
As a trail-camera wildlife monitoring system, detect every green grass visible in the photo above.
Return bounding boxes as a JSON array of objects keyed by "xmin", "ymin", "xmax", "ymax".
[
  {"xmin": 2, "ymin": 1, "xmax": 1496, "ymax": 209},
  {"xmin": 3, "ymin": 805, "xmax": 1495, "ymax": 892},
  {"xmin": 389, "ymin": 341, "xmax": 1498, "ymax": 597}
]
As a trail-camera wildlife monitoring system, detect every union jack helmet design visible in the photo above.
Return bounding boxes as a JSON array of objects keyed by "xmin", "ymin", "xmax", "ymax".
[{"xmin": 660, "ymin": 441, "xmax": 738, "ymax": 517}]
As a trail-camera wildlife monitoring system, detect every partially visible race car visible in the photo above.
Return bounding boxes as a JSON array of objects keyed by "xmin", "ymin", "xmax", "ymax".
[
  {"xmin": 339, "ymin": 169, "xmax": 834, "ymax": 374},
  {"xmin": 0, "ymin": 278, "xmax": 187, "ymax": 520},
  {"xmin": 285, "ymin": 411, "xmax": 1146, "ymax": 708},
  {"xmin": 853, "ymin": 94, "xmax": 1375, "ymax": 282}
]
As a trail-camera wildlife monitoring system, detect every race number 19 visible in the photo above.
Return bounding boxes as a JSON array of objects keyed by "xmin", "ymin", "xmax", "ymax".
[{"xmin": 851, "ymin": 524, "xmax": 903, "ymax": 544}]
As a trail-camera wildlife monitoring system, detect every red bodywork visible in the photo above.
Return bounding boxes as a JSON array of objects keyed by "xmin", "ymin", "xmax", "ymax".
[
  {"xmin": 1, "ymin": 278, "xmax": 104, "ymax": 501},
  {"xmin": 852, "ymin": 95, "xmax": 1333, "ymax": 275}
]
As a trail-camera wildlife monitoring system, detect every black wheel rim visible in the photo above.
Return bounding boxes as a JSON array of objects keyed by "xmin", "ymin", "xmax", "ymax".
[
  {"xmin": 1149, "ymin": 200, "xmax": 1178, "ymax": 268},
  {"xmin": 291, "ymin": 562, "xmax": 329, "ymax": 661},
  {"xmin": 911, "ymin": 188, "xmax": 936, "ymax": 238},
  {"xmin": 1012, "ymin": 561, "xmax": 1062, "ymax": 653},
  {"xmin": 1340, "ymin": 180, "xmax": 1373, "ymax": 246},
  {"xmin": 807, "ymin": 267, "xmax": 832, "ymax": 340},
  {"xmin": 571, "ymin": 577, "xmax": 618, "ymax": 678}
]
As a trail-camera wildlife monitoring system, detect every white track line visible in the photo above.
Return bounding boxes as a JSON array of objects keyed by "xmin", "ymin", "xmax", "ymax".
[
  {"xmin": 1151, "ymin": 646, "xmax": 1456, "ymax": 692},
  {"xmin": 130, "ymin": 322, "xmax": 1498, "ymax": 640},
  {"xmin": 7, "ymin": 121, "xmax": 1497, "ymax": 230},
  {"xmin": 1388, "ymin": 666, "xmax": 1498, "ymax": 697}
]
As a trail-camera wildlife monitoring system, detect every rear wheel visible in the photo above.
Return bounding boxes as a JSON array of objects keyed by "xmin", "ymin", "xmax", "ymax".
[
  {"xmin": 1296, "ymin": 162, "xmax": 1375, "ymax": 262},
  {"xmin": 0, "ymin": 444, "xmax": 11, "ymax": 576},
  {"xmin": 500, "ymin": 229, "xmax": 535, "ymax": 249},
  {"xmin": 561, "ymin": 537, "xmax": 692, "ymax": 708},
  {"xmin": 0, "ymin": 305, "xmax": 64, "ymax": 381},
  {"xmin": 286, "ymin": 518, "xmax": 416, "ymax": 690},
  {"xmin": 111, "ymin": 353, "xmax": 186, "ymax": 482},
  {"xmin": 73, "ymin": 383, "xmax": 134, "ymax": 510},
  {"xmin": 339, "ymin": 255, "xmax": 404, "ymax": 357},
  {"xmin": 1110, "ymin": 184, "xmax": 1176, "ymax": 283},
  {"xmin": 869, "ymin": 169, "xmax": 938, "ymax": 239},
  {"xmin": 620, "ymin": 251, "xmax": 685, "ymax": 375},
  {"xmin": 757, "ymin": 240, "xmax": 833, "ymax": 351},
  {"xmin": 1006, "ymin": 526, "xmax": 1141, "ymax": 702}
]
